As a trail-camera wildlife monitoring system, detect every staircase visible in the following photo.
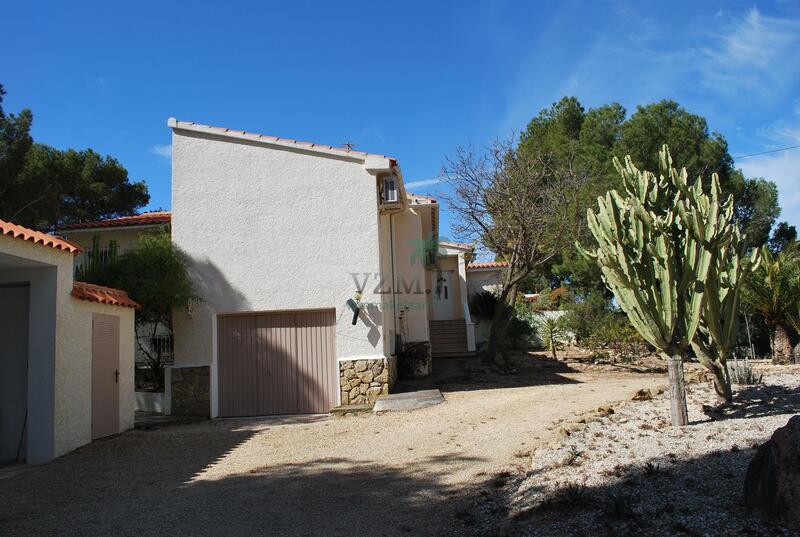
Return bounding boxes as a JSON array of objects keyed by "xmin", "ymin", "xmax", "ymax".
[{"xmin": 429, "ymin": 319, "xmax": 473, "ymax": 358}]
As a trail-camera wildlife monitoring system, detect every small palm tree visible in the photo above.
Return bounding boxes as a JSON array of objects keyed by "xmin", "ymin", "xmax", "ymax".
[
  {"xmin": 742, "ymin": 244, "xmax": 800, "ymax": 364},
  {"xmin": 540, "ymin": 316, "xmax": 566, "ymax": 360}
]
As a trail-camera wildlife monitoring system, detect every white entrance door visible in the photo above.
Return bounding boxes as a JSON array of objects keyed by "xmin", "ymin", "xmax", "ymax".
[{"xmin": 432, "ymin": 271, "xmax": 454, "ymax": 320}]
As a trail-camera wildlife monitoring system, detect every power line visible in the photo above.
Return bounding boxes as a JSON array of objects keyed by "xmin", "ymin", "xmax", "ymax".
[{"xmin": 733, "ymin": 144, "xmax": 800, "ymax": 159}]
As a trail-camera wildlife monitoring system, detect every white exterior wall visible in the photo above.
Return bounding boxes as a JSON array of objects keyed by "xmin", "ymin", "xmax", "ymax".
[
  {"xmin": 392, "ymin": 208, "xmax": 429, "ymax": 343},
  {"xmin": 59, "ymin": 298, "xmax": 135, "ymax": 456},
  {"xmin": 467, "ymin": 268, "xmax": 506, "ymax": 297},
  {"xmin": 171, "ymin": 130, "xmax": 387, "ymax": 370},
  {"xmin": 0, "ymin": 236, "xmax": 135, "ymax": 462}
]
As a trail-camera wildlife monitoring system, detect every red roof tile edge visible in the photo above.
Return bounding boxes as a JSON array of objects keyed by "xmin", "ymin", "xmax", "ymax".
[
  {"xmin": 59, "ymin": 211, "xmax": 171, "ymax": 231},
  {"xmin": 0, "ymin": 218, "xmax": 82, "ymax": 254},
  {"xmin": 466, "ymin": 261, "xmax": 509, "ymax": 269},
  {"xmin": 72, "ymin": 281, "xmax": 141, "ymax": 309}
]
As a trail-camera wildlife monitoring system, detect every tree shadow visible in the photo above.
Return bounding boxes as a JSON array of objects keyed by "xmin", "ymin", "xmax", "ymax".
[
  {"xmin": 0, "ymin": 421, "xmax": 497, "ymax": 536},
  {"xmin": 705, "ymin": 382, "xmax": 800, "ymax": 421},
  {"xmin": 435, "ymin": 352, "xmax": 582, "ymax": 394},
  {"xmin": 501, "ymin": 441, "xmax": 790, "ymax": 536}
]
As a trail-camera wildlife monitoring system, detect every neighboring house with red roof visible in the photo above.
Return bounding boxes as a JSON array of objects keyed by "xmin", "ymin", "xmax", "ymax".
[
  {"xmin": 466, "ymin": 260, "xmax": 509, "ymax": 297},
  {"xmin": 59, "ymin": 211, "xmax": 171, "ymax": 272},
  {"xmin": 0, "ymin": 219, "xmax": 138, "ymax": 464}
]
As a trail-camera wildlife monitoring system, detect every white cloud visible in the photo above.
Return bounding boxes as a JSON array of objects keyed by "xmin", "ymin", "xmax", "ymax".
[
  {"xmin": 701, "ymin": 8, "xmax": 800, "ymax": 96},
  {"xmin": 405, "ymin": 178, "xmax": 442, "ymax": 189},
  {"xmin": 152, "ymin": 144, "xmax": 172, "ymax": 159},
  {"xmin": 740, "ymin": 151, "xmax": 800, "ymax": 229}
]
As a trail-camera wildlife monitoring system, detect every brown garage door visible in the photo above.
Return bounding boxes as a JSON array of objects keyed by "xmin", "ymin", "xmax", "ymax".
[{"xmin": 217, "ymin": 309, "xmax": 337, "ymax": 417}]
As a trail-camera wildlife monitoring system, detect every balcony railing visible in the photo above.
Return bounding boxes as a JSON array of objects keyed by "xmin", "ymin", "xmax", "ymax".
[
  {"xmin": 425, "ymin": 248, "xmax": 438, "ymax": 267},
  {"xmin": 135, "ymin": 334, "xmax": 174, "ymax": 366}
]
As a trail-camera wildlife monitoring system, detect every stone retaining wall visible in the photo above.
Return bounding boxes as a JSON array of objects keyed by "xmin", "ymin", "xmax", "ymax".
[
  {"xmin": 339, "ymin": 358, "xmax": 394, "ymax": 406},
  {"xmin": 170, "ymin": 366, "xmax": 210, "ymax": 417}
]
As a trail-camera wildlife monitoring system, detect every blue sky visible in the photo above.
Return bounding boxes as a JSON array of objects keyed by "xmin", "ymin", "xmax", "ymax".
[{"xmin": 2, "ymin": 1, "xmax": 800, "ymax": 238}]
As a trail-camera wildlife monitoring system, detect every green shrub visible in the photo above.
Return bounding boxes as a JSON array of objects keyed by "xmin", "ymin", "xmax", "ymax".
[
  {"xmin": 562, "ymin": 294, "xmax": 611, "ymax": 342},
  {"xmin": 729, "ymin": 357, "xmax": 763, "ymax": 385},
  {"xmin": 469, "ymin": 290, "xmax": 499, "ymax": 319},
  {"xmin": 584, "ymin": 315, "xmax": 648, "ymax": 363},
  {"xmin": 539, "ymin": 315, "xmax": 567, "ymax": 359}
]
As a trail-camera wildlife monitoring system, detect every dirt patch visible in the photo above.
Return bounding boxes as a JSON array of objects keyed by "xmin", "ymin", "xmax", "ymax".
[
  {"xmin": 496, "ymin": 366, "xmax": 800, "ymax": 537},
  {"xmin": 0, "ymin": 364, "xmax": 664, "ymax": 537}
]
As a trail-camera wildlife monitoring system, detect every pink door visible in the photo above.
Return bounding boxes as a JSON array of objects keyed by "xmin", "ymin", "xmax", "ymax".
[{"xmin": 92, "ymin": 314, "xmax": 120, "ymax": 439}]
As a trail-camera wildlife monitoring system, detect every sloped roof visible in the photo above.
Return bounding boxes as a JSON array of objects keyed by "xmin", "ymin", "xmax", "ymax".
[
  {"xmin": 59, "ymin": 211, "xmax": 171, "ymax": 231},
  {"xmin": 466, "ymin": 261, "xmax": 509, "ymax": 270},
  {"xmin": 0, "ymin": 219, "xmax": 82, "ymax": 254},
  {"xmin": 408, "ymin": 193, "xmax": 438, "ymax": 205},
  {"xmin": 169, "ymin": 118, "xmax": 397, "ymax": 164},
  {"xmin": 439, "ymin": 240, "xmax": 473, "ymax": 250},
  {"xmin": 71, "ymin": 281, "xmax": 140, "ymax": 309}
]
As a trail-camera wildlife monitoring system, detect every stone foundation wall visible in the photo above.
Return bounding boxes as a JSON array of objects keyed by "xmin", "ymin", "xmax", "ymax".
[
  {"xmin": 339, "ymin": 358, "xmax": 390, "ymax": 406},
  {"xmin": 170, "ymin": 366, "xmax": 210, "ymax": 417}
]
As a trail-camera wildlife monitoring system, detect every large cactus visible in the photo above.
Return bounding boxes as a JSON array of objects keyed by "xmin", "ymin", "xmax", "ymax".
[
  {"xmin": 578, "ymin": 146, "xmax": 727, "ymax": 426},
  {"xmin": 691, "ymin": 223, "xmax": 759, "ymax": 405}
]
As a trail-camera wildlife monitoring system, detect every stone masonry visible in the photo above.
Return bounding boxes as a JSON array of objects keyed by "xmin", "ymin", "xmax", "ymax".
[
  {"xmin": 339, "ymin": 358, "xmax": 393, "ymax": 406},
  {"xmin": 170, "ymin": 365, "xmax": 210, "ymax": 417}
]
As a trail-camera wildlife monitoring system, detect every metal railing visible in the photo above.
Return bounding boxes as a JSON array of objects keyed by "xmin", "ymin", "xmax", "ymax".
[{"xmin": 135, "ymin": 334, "xmax": 174, "ymax": 365}]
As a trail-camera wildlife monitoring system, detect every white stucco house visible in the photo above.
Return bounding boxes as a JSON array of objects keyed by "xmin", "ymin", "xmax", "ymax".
[
  {"xmin": 0, "ymin": 219, "xmax": 137, "ymax": 464},
  {"xmin": 161, "ymin": 119, "xmax": 485, "ymax": 417}
]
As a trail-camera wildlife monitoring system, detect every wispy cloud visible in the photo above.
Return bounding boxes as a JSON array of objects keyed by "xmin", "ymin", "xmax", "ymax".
[
  {"xmin": 739, "ymin": 102, "xmax": 800, "ymax": 229},
  {"xmin": 152, "ymin": 144, "xmax": 172, "ymax": 159},
  {"xmin": 701, "ymin": 8, "xmax": 800, "ymax": 97},
  {"xmin": 740, "ymin": 151, "xmax": 800, "ymax": 229},
  {"xmin": 405, "ymin": 177, "xmax": 442, "ymax": 189}
]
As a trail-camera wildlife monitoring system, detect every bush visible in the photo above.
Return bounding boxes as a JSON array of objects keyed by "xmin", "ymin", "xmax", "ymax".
[
  {"xmin": 469, "ymin": 290, "xmax": 499, "ymax": 319},
  {"xmin": 538, "ymin": 315, "xmax": 567, "ymax": 359},
  {"xmin": 562, "ymin": 294, "xmax": 611, "ymax": 342},
  {"xmin": 729, "ymin": 357, "xmax": 763, "ymax": 385},
  {"xmin": 529, "ymin": 287, "xmax": 570, "ymax": 311},
  {"xmin": 584, "ymin": 315, "xmax": 648, "ymax": 363}
]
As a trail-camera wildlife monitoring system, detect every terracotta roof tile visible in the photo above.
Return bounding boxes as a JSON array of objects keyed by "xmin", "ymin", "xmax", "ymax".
[
  {"xmin": 71, "ymin": 281, "xmax": 140, "ymax": 309},
  {"xmin": 171, "ymin": 119, "xmax": 397, "ymax": 163},
  {"xmin": 466, "ymin": 261, "xmax": 509, "ymax": 270},
  {"xmin": 0, "ymin": 219, "xmax": 82, "ymax": 254},
  {"xmin": 59, "ymin": 211, "xmax": 171, "ymax": 231}
]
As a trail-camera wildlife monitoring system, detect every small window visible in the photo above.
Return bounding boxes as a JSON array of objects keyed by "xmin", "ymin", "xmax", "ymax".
[{"xmin": 383, "ymin": 176, "xmax": 398, "ymax": 203}]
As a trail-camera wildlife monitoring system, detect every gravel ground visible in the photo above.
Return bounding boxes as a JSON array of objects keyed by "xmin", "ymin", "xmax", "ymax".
[
  {"xmin": 497, "ymin": 365, "xmax": 800, "ymax": 537},
  {"xmin": 0, "ymin": 356, "xmax": 663, "ymax": 537}
]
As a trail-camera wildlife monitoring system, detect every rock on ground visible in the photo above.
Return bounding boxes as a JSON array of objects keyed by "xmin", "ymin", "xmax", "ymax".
[{"xmin": 745, "ymin": 414, "xmax": 800, "ymax": 530}]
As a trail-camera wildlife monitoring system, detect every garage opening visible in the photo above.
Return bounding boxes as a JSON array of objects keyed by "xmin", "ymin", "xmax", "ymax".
[
  {"xmin": 217, "ymin": 309, "xmax": 337, "ymax": 417},
  {"xmin": 0, "ymin": 284, "xmax": 30, "ymax": 462}
]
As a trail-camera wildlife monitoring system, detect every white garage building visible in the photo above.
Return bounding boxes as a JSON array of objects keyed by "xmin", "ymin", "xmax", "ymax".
[{"xmin": 0, "ymin": 219, "xmax": 138, "ymax": 464}]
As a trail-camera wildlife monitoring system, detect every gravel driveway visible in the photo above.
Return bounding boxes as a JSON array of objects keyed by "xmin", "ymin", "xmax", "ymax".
[{"xmin": 0, "ymin": 360, "xmax": 663, "ymax": 537}]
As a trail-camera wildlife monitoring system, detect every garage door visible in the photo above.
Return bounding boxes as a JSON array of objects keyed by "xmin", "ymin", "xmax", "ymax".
[{"xmin": 217, "ymin": 309, "xmax": 337, "ymax": 417}]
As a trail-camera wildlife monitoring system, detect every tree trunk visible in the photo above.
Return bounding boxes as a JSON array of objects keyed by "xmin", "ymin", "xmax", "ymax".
[
  {"xmin": 696, "ymin": 354, "xmax": 732, "ymax": 406},
  {"xmin": 771, "ymin": 324, "xmax": 793, "ymax": 364},
  {"xmin": 710, "ymin": 361, "xmax": 732, "ymax": 406},
  {"xmin": 485, "ymin": 296, "xmax": 512, "ymax": 365},
  {"xmin": 666, "ymin": 354, "xmax": 689, "ymax": 426},
  {"xmin": 795, "ymin": 341, "xmax": 800, "ymax": 365}
]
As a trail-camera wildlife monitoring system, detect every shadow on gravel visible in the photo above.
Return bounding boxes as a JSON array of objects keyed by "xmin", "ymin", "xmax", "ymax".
[
  {"xmin": 501, "ymin": 438, "xmax": 793, "ymax": 537},
  {"xmin": 719, "ymin": 383, "xmax": 800, "ymax": 420},
  {"xmin": 437, "ymin": 353, "xmax": 582, "ymax": 393},
  {"xmin": 0, "ymin": 422, "xmax": 502, "ymax": 537}
]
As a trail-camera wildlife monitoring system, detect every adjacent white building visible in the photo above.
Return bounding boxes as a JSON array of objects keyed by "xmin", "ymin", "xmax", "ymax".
[{"xmin": 0, "ymin": 219, "xmax": 137, "ymax": 464}]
